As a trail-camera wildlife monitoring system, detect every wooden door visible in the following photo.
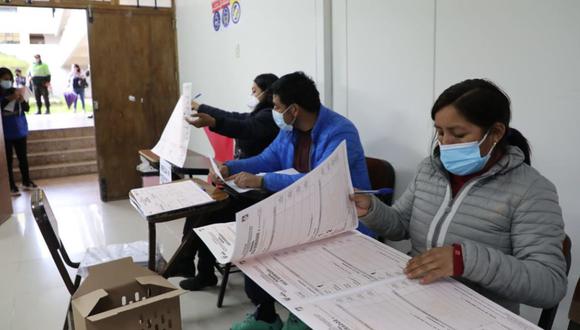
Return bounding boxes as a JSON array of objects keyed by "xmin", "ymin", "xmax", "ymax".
[{"xmin": 88, "ymin": 8, "xmax": 178, "ymax": 201}]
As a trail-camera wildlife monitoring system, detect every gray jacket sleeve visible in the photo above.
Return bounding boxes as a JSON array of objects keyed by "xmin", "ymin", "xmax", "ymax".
[
  {"xmin": 359, "ymin": 173, "xmax": 416, "ymax": 241},
  {"xmin": 461, "ymin": 177, "xmax": 568, "ymax": 308}
]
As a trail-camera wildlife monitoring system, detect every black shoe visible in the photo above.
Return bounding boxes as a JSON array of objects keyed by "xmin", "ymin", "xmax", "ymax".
[
  {"xmin": 22, "ymin": 181, "xmax": 38, "ymax": 190},
  {"xmin": 44, "ymin": 111, "xmax": 50, "ymax": 115},
  {"xmin": 167, "ymin": 263, "xmax": 196, "ymax": 278},
  {"xmin": 35, "ymin": 111, "xmax": 41, "ymax": 115},
  {"xmin": 179, "ymin": 274, "xmax": 218, "ymax": 291},
  {"xmin": 10, "ymin": 186, "xmax": 21, "ymax": 197}
]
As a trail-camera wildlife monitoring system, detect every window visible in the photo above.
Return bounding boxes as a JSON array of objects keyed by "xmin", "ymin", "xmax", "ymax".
[
  {"xmin": 0, "ymin": 33, "xmax": 20, "ymax": 44},
  {"xmin": 29, "ymin": 34, "xmax": 45, "ymax": 44}
]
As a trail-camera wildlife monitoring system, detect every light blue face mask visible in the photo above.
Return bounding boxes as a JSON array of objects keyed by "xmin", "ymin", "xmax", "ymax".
[
  {"xmin": 439, "ymin": 132, "xmax": 496, "ymax": 176},
  {"xmin": 272, "ymin": 105, "xmax": 295, "ymax": 131},
  {"xmin": 0, "ymin": 80, "xmax": 12, "ymax": 89}
]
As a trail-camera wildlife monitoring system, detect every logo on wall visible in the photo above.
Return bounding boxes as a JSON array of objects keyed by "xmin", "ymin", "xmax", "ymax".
[
  {"xmin": 222, "ymin": 6, "xmax": 230, "ymax": 28},
  {"xmin": 213, "ymin": 11, "xmax": 221, "ymax": 31},
  {"xmin": 232, "ymin": 1, "xmax": 241, "ymax": 24},
  {"xmin": 211, "ymin": 0, "xmax": 241, "ymax": 31}
]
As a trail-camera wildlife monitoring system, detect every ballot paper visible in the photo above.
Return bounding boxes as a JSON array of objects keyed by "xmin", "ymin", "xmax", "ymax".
[
  {"xmin": 152, "ymin": 83, "xmax": 214, "ymax": 167},
  {"xmin": 194, "ymin": 141, "xmax": 539, "ymax": 330},
  {"xmin": 3, "ymin": 87, "xmax": 33, "ymax": 112},
  {"xmin": 209, "ymin": 157, "xmax": 299, "ymax": 194},
  {"xmin": 129, "ymin": 179, "xmax": 214, "ymax": 217}
]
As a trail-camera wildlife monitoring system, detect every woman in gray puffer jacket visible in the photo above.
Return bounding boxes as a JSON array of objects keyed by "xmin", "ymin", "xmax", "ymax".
[{"xmin": 352, "ymin": 79, "xmax": 567, "ymax": 314}]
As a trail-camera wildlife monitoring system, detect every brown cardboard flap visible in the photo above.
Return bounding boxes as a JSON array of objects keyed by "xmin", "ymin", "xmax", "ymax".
[
  {"xmin": 135, "ymin": 275, "xmax": 177, "ymax": 290},
  {"xmin": 73, "ymin": 257, "xmax": 156, "ymax": 299},
  {"xmin": 86, "ymin": 289, "xmax": 185, "ymax": 322},
  {"xmin": 73, "ymin": 289, "xmax": 109, "ymax": 318}
]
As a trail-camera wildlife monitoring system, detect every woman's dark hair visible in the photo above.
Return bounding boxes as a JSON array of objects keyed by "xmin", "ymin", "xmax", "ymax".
[
  {"xmin": 0, "ymin": 67, "xmax": 14, "ymax": 97},
  {"xmin": 253, "ymin": 73, "xmax": 278, "ymax": 110},
  {"xmin": 74, "ymin": 64, "xmax": 81, "ymax": 72},
  {"xmin": 431, "ymin": 79, "xmax": 531, "ymax": 165},
  {"xmin": 0, "ymin": 67, "xmax": 14, "ymax": 82},
  {"xmin": 270, "ymin": 71, "xmax": 321, "ymax": 113}
]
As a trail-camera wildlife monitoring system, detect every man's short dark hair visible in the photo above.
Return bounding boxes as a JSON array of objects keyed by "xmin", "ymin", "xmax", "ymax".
[{"xmin": 270, "ymin": 71, "xmax": 321, "ymax": 113}]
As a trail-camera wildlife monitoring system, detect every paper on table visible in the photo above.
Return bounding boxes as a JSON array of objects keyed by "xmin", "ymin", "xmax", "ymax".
[
  {"xmin": 195, "ymin": 222, "xmax": 236, "ymax": 264},
  {"xmin": 129, "ymin": 180, "xmax": 214, "ymax": 217},
  {"xmin": 237, "ymin": 231, "xmax": 409, "ymax": 303},
  {"xmin": 209, "ymin": 157, "xmax": 299, "ymax": 194},
  {"xmin": 230, "ymin": 142, "xmax": 354, "ymax": 262},
  {"xmin": 293, "ymin": 276, "xmax": 540, "ymax": 330},
  {"xmin": 195, "ymin": 141, "xmax": 356, "ymax": 264}
]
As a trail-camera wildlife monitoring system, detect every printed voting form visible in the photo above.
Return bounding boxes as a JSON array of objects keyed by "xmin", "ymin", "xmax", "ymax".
[
  {"xmin": 152, "ymin": 83, "xmax": 214, "ymax": 167},
  {"xmin": 129, "ymin": 180, "xmax": 214, "ymax": 217},
  {"xmin": 195, "ymin": 141, "xmax": 540, "ymax": 330},
  {"xmin": 209, "ymin": 157, "xmax": 299, "ymax": 194}
]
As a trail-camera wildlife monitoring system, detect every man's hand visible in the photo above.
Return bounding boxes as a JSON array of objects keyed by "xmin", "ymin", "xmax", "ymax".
[
  {"xmin": 404, "ymin": 246, "xmax": 454, "ymax": 284},
  {"xmin": 185, "ymin": 112, "xmax": 216, "ymax": 128},
  {"xmin": 227, "ymin": 172, "xmax": 263, "ymax": 189},
  {"xmin": 349, "ymin": 193, "xmax": 372, "ymax": 217}
]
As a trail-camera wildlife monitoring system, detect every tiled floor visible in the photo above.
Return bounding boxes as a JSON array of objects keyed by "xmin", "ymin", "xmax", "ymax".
[
  {"xmin": 1, "ymin": 174, "xmax": 285, "ymax": 330},
  {"xmin": 27, "ymin": 113, "xmax": 94, "ymax": 131}
]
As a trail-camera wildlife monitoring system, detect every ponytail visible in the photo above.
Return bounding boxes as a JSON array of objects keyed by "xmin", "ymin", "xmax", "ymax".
[{"xmin": 505, "ymin": 128, "xmax": 531, "ymax": 165}]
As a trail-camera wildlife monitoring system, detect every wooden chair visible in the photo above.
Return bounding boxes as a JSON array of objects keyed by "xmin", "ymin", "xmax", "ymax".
[
  {"xmin": 365, "ymin": 157, "xmax": 395, "ymax": 206},
  {"xmin": 538, "ymin": 235, "xmax": 572, "ymax": 330},
  {"xmin": 569, "ymin": 276, "xmax": 580, "ymax": 330}
]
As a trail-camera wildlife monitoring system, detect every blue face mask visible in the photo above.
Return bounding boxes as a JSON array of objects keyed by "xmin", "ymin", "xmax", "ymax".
[
  {"xmin": 439, "ymin": 132, "xmax": 496, "ymax": 176},
  {"xmin": 1, "ymin": 80, "xmax": 12, "ymax": 89},
  {"xmin": 272, "ymin": 105, "xmax": 295, "ymax": 131}
]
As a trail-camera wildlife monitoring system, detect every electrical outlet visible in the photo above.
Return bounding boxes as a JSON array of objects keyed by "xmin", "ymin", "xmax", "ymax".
[{"xmin": 235, "ymin": 43, "xmax": 241, "ymax": 58}]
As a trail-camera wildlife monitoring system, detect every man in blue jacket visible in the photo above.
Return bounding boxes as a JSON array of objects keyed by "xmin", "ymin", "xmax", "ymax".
[{"xmin": 210, "ymin": 71, "xmax": 372, "ymax": 330}]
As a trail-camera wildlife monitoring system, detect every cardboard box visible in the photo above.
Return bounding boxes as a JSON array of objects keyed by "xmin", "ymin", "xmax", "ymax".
[{"xmin": 72, "ymin": 257, "xmax": 185, "ymax": 330}]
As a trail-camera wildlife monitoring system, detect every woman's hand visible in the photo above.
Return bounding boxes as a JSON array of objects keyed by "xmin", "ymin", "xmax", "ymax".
[
  {"xmin": 191, "ymin": 100, "xmax": 200, "ymax": 111},
  {"xmin": 404, "ymin": 246, "xmax": 454, "ymax": 284},
  {"xmin": 349, "ymin": 193, "xmax": 372, "ymax": 217},
  {"xmin": 209, "ymin": 164, "xmax": 229, "ymax": 184},
  {"xmin": 227, "ymin": 172, "xmax": 263, "ymax": 189},
  {"xmin": 185, "ymin": 112, "xmax": 216, "ymax": 128}
]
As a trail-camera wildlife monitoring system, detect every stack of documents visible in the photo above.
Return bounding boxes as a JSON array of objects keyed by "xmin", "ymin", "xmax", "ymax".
[{"xmin": 129, "ymin": 180, "xmax": 214, "ymax": 217}]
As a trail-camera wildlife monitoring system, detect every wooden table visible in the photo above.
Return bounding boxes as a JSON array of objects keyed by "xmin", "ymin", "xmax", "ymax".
[
  {"xmin": 139, "ymin": 149, "xmax": 211, "ymax": 177},
  {"xmin": 141, "ymin": 178, "xmax": 229, "ymax": 275}
]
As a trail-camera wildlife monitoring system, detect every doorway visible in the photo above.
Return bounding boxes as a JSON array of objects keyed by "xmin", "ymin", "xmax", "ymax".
[{"xmin": 0, "ymin": 4, "xmax": 179, "ymax": 202}]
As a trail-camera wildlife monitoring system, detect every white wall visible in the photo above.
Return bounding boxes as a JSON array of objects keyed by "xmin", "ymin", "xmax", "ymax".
[
  {"xmin": 433, "ymin": 1, "xmax": 580, "ymax": 327},
  {"xmin": 176, "ymin": 0, "xmax": 579, "ymax": 328},
  {"xmin": 175, "ymin": 0, "xmax": 331, "ymax": 115},
  {"xmin": 335, "ymin": 1, "xmax": 580, "ymax": 328},
  {"xmin": 332, "ymin": 0, "xmax": 436, "ymax": 195}
]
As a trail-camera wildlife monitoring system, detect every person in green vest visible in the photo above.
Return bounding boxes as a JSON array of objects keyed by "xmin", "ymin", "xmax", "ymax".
[{"xmin": 29, "ymin": 54, "xmax": 51, "ymax": 115}]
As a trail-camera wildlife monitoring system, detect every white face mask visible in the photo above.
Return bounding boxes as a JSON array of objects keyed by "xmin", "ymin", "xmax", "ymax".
[
  {"xmin": 247, "ymin": 91, "xmax": 265, "ymax": 109},
  {"xmin": 0, "ymin": 80, "xmax": 12, "ymax": 89},
  {"xmin": 272, "ymin": 105, "xmax": 295, "ymax": 131},
  {"xmin": 247, "ymin": 95, "xmax": 259, "ymax": 109}
]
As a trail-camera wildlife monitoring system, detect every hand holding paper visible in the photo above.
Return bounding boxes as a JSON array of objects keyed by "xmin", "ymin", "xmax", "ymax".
[{"xmin": 227, "ymin": 172, "xmax": 263, "ymax": 189}]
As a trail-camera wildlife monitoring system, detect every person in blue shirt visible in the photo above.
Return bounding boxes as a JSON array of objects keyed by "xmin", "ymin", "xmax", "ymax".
[
  {"xmin": 0, "ymin": 67, "xmax": 37, "ymax": 196},
  {"xmin": 209, "ymin": 71, "xmax": 371, "ymax": 330}
]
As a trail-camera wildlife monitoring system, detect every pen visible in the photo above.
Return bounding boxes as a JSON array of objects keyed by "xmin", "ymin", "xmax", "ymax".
[
  {"xmin": 193, "ymin": 92, "xmax": 202, "ymax": 100},
  {"xmin": 354, "ymin": 188, "xmax": 393, "ymax": 195}
]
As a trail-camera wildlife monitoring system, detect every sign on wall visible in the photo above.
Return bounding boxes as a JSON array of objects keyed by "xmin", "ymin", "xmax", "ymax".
[{"xmin": 211, "ymin": 0, "xmax": 241, "ymax": 32}]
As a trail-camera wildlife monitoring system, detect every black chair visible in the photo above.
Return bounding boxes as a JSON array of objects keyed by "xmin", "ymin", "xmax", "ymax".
[
  {"xmin": 31, "ymin": 189, "xmax": 163, "ymax": 328},
  {"xmin": 365, "ymin": 157, "xmax": 395, "ymax": 206},
  {"xmin": 538, "ymin": 235, "xmax": 572, "ymax": 330},
  {"xmin": 31, "ymin": 189, "xmax": 82, "ymax": 295},
  {"xmin": 214, "ymin": 262, "xmax": 241, "ymax": 307}
]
